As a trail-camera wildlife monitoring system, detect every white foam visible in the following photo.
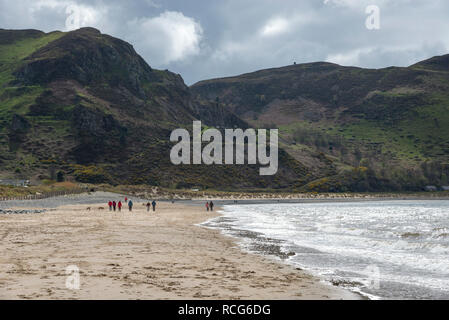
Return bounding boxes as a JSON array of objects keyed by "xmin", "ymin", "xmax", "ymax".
[{"xmin": 209, "ymin": 200, "xmax": 449, "ymax": 299}]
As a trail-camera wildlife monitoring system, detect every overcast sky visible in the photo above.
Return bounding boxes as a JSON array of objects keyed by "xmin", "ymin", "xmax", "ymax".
[{"xmin": 1, "ymin": 0, "xmax": 448, "ymax": 84}]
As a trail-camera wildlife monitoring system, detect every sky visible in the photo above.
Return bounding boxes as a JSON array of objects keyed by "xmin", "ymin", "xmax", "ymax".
[{"xmin": 1, "ymin": 0, "xmax": 448, "ymax": 85}]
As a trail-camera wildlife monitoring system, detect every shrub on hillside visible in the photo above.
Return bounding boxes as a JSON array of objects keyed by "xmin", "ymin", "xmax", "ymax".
[{"xmin": 72, "ymin": 165, "xmax": 110, "ymax": 183}]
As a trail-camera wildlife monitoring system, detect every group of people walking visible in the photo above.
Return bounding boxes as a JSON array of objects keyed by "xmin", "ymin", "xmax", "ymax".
[
  {"xmin": 146, "ymin": 200, "xmax": 157, "ymax": 212},
  {"xmin": 205, "ymin": 201, "xmax": 214, "ymax": 211},
  {"xmin": 108, "ymin": 197, "xmax": 214, "ymax": 213},
  {"xmin": 108, "ymin": 199, "xmax": 126, "ymax": 211},
  {"xmin": 107, "ymin": 197, "xmax": 156, "ymax": 212}
]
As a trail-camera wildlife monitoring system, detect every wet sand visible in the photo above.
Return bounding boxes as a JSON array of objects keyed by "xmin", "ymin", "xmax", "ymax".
[{"xmin": 0, "ymin": 202, "xmax": 359, "ymax": 299}]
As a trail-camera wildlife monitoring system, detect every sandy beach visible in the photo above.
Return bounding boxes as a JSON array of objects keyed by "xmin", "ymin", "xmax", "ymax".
[{"xmin": 0, "ymin": 200, "xmax": 358, "ymax": 299}]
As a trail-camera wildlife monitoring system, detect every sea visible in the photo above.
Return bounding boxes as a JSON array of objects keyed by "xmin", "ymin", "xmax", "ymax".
[{"xmin": 202, "ymin": 200, "xmax": 449, "ymax": 299}]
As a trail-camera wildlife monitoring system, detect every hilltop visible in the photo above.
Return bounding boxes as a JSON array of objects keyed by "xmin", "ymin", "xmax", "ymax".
[{"xmin": 191, "ymin": 57, "xmax": 449, "ymax": 191}]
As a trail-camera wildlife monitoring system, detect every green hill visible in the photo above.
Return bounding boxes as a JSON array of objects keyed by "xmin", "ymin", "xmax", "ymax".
[
  {"xmin": 191, "ymin": 58, "xmax": 449, "ymax": 191},
  {"xmin": 0, "ymin": 28, "xmax": 306, "ymax": 189},
  {"xmin": 2, "ymin": 27, "xmax": 448, "ymax": 191}
]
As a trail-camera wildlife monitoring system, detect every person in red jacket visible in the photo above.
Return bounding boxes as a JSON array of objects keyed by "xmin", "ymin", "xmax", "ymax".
[
  {"xmin": 118, "ymin": 201, "xmax": 122, "ymax": 212},
  {"xmin": 108, "ymin": 201, "xmax": 112, "ymax": 211},
  {"xmin": 205, "ymin": 202, "xmax": 209, "ymax": 211}
]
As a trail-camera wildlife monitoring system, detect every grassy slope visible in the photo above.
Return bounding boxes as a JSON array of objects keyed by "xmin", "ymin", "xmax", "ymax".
[
  {"xmin": 0, "ymin": 31, "xmax": 64, "ymax": 85},
  {"xmin": 0, "ymin": 32, "xmax": 67, "ymax": 175},
  {"xmin": 191, "ymin": 61, "xmax": 449, "ymax": 190}
]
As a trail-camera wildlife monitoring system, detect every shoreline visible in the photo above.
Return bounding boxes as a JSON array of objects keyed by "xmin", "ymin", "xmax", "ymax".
[
  {"xmin": 206, "ymin": 199, "xmax": 449, "ymax": 300},
  {"xmin": 177, "ymin": 196, "xmax": 449, "ymax": 207},
  {"xmin": 203, "ymin": 206, "xmax": 363, "ymax": 300},
  {"xmin": 2, "ymin": 187, "xmax": 449, "ymax": 206},
  {"xmin": 1, "ymin": 190, "xmax": 448, "ymax": 212},
  {"xmin": 0, "ymin": 198, "xmax": 359, "ymax": 299},
  {"xmin": 201, "ymin": 207, "xmax": 370, "ymax": 300}
]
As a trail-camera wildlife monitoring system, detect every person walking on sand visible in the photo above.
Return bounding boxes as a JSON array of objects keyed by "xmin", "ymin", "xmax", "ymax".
[
  {"xmin": 209, "ymin": 201, "xmax": 214, "ymax": 211},
  {"xmin": 113, "ymin": 201, "xmax": 116, "ymax": 211},
  {"xmin": 118, "ymin": 201, "xmax": 122, "ymax": 212},
  {"xmin": 125, "ymin": 197, "xmax": 128, "ymax": 204},
  {"xmin": 146, "ymin": 202, "xmax": 151, "ymax": 212},
  {"xmin": 152, "ymin": 200, "xmax": 156, "ymax": 211},
  {"xmin": 128, "ymin": 200, "xmax": 133, "ymax": 212},
  {"xmin": 205, "ymin": 202, "xmax": 209, "ymax": 211},
  {"xmin": 108, "ymin": 201, "xmax": 112, "ymax": 211}
]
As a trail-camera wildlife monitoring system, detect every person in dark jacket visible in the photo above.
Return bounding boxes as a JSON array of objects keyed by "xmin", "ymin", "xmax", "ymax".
[
  {"xmin": 209, "ymin": 201, "xmax": 214, "ymax": 211},
  {"xmin": 128, "ymin": 200, "xmax": 133, "ymax": 212},
  {"xmin": 152, "ymin": 200, "xmax": 156, "ymax": 211},
  {"xmin": 112, "ymin": 201, "xmax": 116, "ymax": 211},
  {"xmin": 146, "ymin": 202, "xmax": 151, "ymax": 212}
]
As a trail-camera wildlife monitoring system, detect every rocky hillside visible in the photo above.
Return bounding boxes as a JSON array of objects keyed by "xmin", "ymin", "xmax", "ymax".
[
  {"xmin": 0, "ymin": 28, "xmax": 307, "ymax": 189},
  {"xmin": 191, "ymin": 57, "xmax": 449, "ymax": 191},
  {"xmin": 3, "ymin": 27, "xmax": 448, "ymax": 191}
]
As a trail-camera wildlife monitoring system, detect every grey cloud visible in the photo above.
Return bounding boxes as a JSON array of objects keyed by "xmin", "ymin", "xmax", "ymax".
[{"xmin": 0, "ymin": 0, "xmax": 448, "ymax": 84}]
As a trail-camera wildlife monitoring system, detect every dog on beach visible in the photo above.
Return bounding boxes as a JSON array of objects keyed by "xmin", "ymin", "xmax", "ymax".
[
  {"xmin": 86, "ymin": 207, "xmax": 91, "ymax": 211},
  {"xmin": 98, "ymin": 207, "xmax": 104, "ymax": 210}
]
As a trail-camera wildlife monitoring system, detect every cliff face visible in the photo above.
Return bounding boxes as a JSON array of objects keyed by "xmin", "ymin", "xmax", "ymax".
[{"xmin": 0, "ymin": 28, "xmax": 306, "ymax": 189}]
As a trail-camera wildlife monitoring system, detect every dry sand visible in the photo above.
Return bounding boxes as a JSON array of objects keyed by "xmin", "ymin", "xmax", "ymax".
[{"xmin": 0, "ymin": 202, "xmax": 359, "ymax": 299}]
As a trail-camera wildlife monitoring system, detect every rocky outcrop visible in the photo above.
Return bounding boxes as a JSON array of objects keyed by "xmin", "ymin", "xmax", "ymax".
[
  {"xmin": 70, "ymin": 105, "xmax": 127, "ymax": 164},
  {"xmin": 13, "ymin": 28, "xmax": 158, "ymax": 99}
]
